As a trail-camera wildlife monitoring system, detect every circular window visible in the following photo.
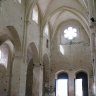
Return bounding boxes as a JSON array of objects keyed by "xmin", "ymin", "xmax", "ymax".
[{"xmin": 64, "ymin": 27, "xmax": 77, "ymax": 40}]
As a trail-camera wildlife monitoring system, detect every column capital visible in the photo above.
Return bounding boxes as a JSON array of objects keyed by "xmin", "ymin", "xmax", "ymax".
[
  {"xmin": 90, "ymin": 22, "xmax": 96, "ymax": 29},
  {"xmin": 33, "ymin": 63, "xmax": 43, "ymax": 68},
  {"xmin": 14, "ymin": 52, "xmax": 23, "ymax": 59}
]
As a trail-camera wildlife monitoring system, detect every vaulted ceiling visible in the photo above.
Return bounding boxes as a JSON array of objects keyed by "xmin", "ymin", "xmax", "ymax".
[
  {"xmin": 37, "ymin": 0, "xmax": 90, "ymax": 38},
  {"xmin": 36, "ymin": 0, "xmax": 92, "ymax": 73}
]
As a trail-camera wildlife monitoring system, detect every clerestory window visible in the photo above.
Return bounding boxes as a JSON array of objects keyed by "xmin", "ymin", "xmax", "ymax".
[{"xmin": 32, "ymin": 5, "xmax": 38, "ymax": 24}]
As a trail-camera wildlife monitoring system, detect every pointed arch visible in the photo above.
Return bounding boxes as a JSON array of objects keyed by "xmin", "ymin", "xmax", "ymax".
[
  {"xmin": 25, "ymin": 42, "xmax": 39, "ymax": 96},
  {"xmin": 6, "ymin": 26, "xmax": 21, "ymax": 53},
  {"xmin": 27, "ymin": 42, "xmax": 39, "ymax": 64},
  {"xmin": 0, "ymin": 39, "xmax": 14, "ymax": 96},
  {"xmin": 0, "ymin": 26, "xmax": 21, "ymax": 54},
  {"xmin": 0, "ymin": 26, "xmax": 21, "ymax": 96}
]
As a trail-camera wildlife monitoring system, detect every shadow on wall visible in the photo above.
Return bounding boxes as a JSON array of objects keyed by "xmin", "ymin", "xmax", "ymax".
[
  {"xmin": 43, "ymin": 54, "xmax": 49, "ymax": 83},
  {"xmin": 43, "ymin": 54, "xmax": 50, "ymax": 96},
  {"xmin": 0, "ymin": 64, "xmax": 7, "ymax": 96},
  {"xmin": 25, "ymin": 59, "xmax": 34, "ymax": 96}
]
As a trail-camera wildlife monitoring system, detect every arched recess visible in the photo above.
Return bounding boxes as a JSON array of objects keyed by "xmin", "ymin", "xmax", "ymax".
[
  {"xmin": 56, "ymin": 71, "xmax": 69, "ymax": 96},
  {"xmin": 25, "ymin": 42, "xmax": 39, "ymax": 96},
  {"xmin": 75, "ymin": 71, "xmax": 88, "ymax": 96},
  {"xmin": 0, "ymin": 26, "xmax": 21, "ymax": 96},
  {"xmin": 0, "ymin": 40, "xmax": 14, "ymax": 96},
  {"xmin": 43, "ymin": 54, "xmax": 49, "ymax": 95},
  {"xmin": 27, "ymin": 42, "xmax": 39, "ymax": 64},
  {"xmin": 0, "ymin": 26, "xmax": 21, "ymax": 53}
]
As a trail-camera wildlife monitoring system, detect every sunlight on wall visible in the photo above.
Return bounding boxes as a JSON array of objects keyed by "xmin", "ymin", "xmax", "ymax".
[
  {"xmin": 59, "ymin": 45, "xmax": 64, "ymax": 55},
  {"xmin": 56, "ymin": 79, "xmax": 68, "ymax": 96},
  {"xmin": 44, "ymin": 24, "xmax": 49, "ymax": 36},
  {"xmin": 93, "ymin": 83, "xmax": 96, "ymax": 95},
  {"xmin": 75, "ymin": 79, "xmax": 83, "ymax": 96},
  {"xmin": 32, "ymin": 6, "xmax": 38, "ymax": 24},
  {"xmin": 18, "ymin": 0, "xmax": 21, "ymax": 4}
]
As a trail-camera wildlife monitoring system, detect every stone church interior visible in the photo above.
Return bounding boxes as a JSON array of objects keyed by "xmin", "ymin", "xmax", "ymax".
[{"xmin": 0, "ymin": 0, "xmax": 96, "ymax": 96}]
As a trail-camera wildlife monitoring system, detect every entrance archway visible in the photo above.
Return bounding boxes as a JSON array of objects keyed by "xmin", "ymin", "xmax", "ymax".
[
  {"xmin": 56, "ymin": 72, "xmax": 69, "ymax": 96},
  {"xmin": 75, "ymin": 71, "xmax": 88, "ymax": 96}
]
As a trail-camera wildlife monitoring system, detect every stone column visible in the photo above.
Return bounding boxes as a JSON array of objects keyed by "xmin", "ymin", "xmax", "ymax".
[
  {"xmin": 90, "ymin": 23, "xmax": 96, "ymax": 95},
  {"xmin": 10, "ymin": 55, "xmax": 23, "ymax": 96},
  {"xmin": 69, "ymin": 71, "xmax": 75, "ymax": 96},
  {"xmin": 32, "ymin": 64, "xmax": 43, "ymax": 96},
  {"xmin": 19, "ymin": 59, "xmax": 27, "ymax": 96},
  {"xmin": 88, "ymin": 0, "xmax": 96, "ymax": 94}
]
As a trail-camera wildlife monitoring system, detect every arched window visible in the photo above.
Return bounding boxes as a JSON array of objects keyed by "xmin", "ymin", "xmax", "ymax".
[
  {"xmin": 32, "ymin": 5, "xmax": 39, "ymax": 24},
  {"xmin": 43, "ymin": 23, "xmax": 49, "ymax": 48},
  {"xmin": 0, "ymin": 44, "xmax": 9, "ymax": 68},
  {"xmin": 56, "ymin": 72, "xmax": 68, "ymax": 96},
  {"xmin": 75, "ymin": 72, "xmax": 88, "ymax": 96},
  {"xmin": 44, "ymin": 24, "xmax": 49, "ymax": 37},
  {"xmin": 0, "ymin": 40, "xmax": 14, "ymax": 96}
]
